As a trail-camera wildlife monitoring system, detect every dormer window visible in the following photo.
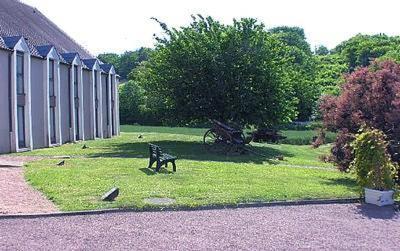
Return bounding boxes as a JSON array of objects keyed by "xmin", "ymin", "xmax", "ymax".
[
  {"xmin": 3, "ymin": 35, "xmax": 34, "ymax": 152},
  {"xmin": 37, "ymin": 45, "xmax": 62, "ymax": 146}
]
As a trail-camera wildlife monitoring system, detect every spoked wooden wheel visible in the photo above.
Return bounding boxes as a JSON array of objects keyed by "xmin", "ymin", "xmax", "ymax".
[
  {"xmin": 203, "ymin": 129, "xmax": 227, "ymax": 153},
  {"xmin": 203, "ymin": 129, "xmax": 218, "ymax": 148}
]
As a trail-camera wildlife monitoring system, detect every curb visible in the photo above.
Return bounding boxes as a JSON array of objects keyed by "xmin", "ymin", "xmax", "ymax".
[{"xmin": 0, "ymin": 198, "xmax": 362, "ymax": 220}]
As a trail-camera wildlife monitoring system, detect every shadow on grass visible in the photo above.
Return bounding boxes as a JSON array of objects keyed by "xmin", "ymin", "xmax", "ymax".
[
  {"xmin": 83, "ymin": 141, "xmax": 293, "ymax": 164},
  {"xmin": 139, "ymin": 167, "xmax": 174, "ymax": 175},
  {"xmin": 139, "ymin": 168, "xmax": 156, "ymax": 176},
  {"xmin": 321, "ymin": 177, "xmax": 358, "ymax": 191}
]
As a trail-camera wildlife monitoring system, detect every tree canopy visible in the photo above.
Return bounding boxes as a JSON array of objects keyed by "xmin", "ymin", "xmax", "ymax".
[
  {"xmin": 332, "ymin": 34, "xmax": 400, "ymax": 72},
  {"xmin": 98, "ymin": 48, "xmax": 151, "ymax": 80},
  {"xmin": 269, "ymin": 26, "xmax": 318, "ymax": 121},
  {"xmin": 97, "ymin": 16, "xmax": 400, "ymax": 127},
  {"xmin": 134, "ymin": 16, "xmax": 299, "ymax": 128}
]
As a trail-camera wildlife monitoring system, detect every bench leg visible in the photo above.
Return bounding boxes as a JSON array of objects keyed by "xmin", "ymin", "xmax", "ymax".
[
  {"xmin": 155, "ymin": 161, "xmax": 162, "ymax": 172},
  {"xmin": 172, "ymin": 161, "xmax": 176, "ymax": 172},
  {"xmin": 148, "ymin": 159, "xmax": 155, "ymax": 169}
]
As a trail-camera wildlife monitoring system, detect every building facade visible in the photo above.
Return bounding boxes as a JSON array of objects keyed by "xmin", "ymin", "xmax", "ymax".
[{"xmin": 0, "ymin": 0, "xmax": 120, "ymax": 154}]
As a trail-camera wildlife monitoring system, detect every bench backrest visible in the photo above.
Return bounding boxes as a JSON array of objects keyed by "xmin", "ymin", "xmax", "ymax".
[{"xmin": 149, "ymin": 143, "xmax": 162, "ymax": 158}]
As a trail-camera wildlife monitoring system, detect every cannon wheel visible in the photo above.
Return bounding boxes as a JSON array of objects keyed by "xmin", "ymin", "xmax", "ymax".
[{"xmin": 203, "ymin": 129, "xmax": 230, "ymax": 153}]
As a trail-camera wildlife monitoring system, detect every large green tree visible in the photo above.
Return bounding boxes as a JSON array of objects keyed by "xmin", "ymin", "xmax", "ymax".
[
  {"xmin": 98, "ymin": 48, "xmax": 151, "ymax": 80},
  {"xmin": 134, "ymin": 16, "xmax": 298, "ymax": 128},
  {"xmin": 315, "ymin": 54, "xmax": 348, "ymax": 95},
  {"xmin": 333, "ymin": 34, "xmax": 400, "ymax": 72},
  {"xmin": 270, "ymin": 26, "xmax": 318, "ymax": 121},
  {"xmin": 118, "ymin": 81, "xmax": 145, "ymax": 124}
]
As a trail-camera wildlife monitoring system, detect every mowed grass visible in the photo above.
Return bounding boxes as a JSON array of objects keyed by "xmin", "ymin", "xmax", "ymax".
[
  {"xmin": 22, "ymin": 125, "xmax": 358, "ymax": 211},
  {"xmin": 280, "ymin": 130, "xmax": 337, "ymax": 145}
]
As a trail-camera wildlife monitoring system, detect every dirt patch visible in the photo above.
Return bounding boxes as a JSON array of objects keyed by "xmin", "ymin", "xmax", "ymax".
[
  {"xmin": 0, "ymin": 155, "xmax": 58, "ymax": 215},
  {"xmin": 144, "ymin": 198, "xmax": 176, "ymax": 205}
]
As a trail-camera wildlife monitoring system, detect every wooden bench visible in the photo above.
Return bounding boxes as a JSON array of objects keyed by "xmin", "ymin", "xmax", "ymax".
[{"xmin": 148, "ymin": 144, "xmax": 177, "ymax": 172}]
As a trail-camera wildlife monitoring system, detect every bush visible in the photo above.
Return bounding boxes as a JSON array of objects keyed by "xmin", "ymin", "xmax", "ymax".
[
  {"xmin": 330, "ymin": 130, "xmax": 354, "ymax": 172},
  {"xmin": 350, "ymin": 128, "xmax": 396, "ymax": 191},
  {"xmin": 320, "ymin": 60, "xmax": 400, "ymax": 172}
]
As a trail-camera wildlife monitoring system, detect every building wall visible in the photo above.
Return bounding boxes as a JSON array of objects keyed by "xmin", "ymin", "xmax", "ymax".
[
  {"xmin": 0, "ymin": 49, "xmax": 11, "ymax": 153},
  {"xmin": 60, "ymin": 63, "xmax": 71, "ymax": 144},
  {"xmin": 82, "ymin": 69, "xmax": 93, "ymax": 140},
  {"xmin": 0, "ymin": 50, "xmax": 118, "ymax": 153},
  {"xmin": 30, "ymin": 57, "xmax": 46, "ymax": 149}
]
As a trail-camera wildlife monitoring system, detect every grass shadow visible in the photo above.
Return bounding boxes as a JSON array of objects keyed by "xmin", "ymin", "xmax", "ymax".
[
  {"xmin": 139, "ymin": 168, "xmax": 156, "ymax": 176},
  {"xmin": 322, "ymin": 177, "xmax": 358, "ymax": 188},
  {"xmin": 139, "ymin": 167, "xmax": 175, "ymax": 175},
  {"xmin": 83, "ymin": 140, "xmax": 293, "ymax": 164}
]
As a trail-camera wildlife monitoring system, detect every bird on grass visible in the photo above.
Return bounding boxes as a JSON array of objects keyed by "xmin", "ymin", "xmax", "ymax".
[
  {"xmin": 82, "ymin": 144, "xmax": 89, "ymax": 149},
  {"xmin": 138, "ymin": 135, "xmax": 143, "ymax": 139},
  {"xmin": 57, "ymin": 160, "xmax": 65, "ymax": 166}
]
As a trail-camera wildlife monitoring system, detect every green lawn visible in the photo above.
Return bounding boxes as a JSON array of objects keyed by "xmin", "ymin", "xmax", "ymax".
[
  {"xmin": 281, "ymin": 130, "xmax": 337, "ymax": 145},
  {"xmin": 21, "ymin": 125, "xmax": 358, "ymax": 211}
]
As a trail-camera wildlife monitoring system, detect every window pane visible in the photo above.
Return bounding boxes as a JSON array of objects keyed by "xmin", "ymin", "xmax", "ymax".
[
  {"xmin": 75, "ymin": 107, "xmax": 80, "ymax": 140},
  {"xmin": 50, "ymin": 107, "xmax": 56, "ymax": 144},
  {"xmin": 111, "ymin": 77, "xmax": 114, "ymax": 135},
  {"xmin": 106, "ymin": 76, "xmax": 109, "ymax": 125},
  {"xmin": 17, "ymin": 106, "xmax": 26, "ymax": 148},
  {"xmin": 49, "ymin": 60, "xmax": 55, "ymax": 96},
  {"xmin": 16, "ymin": 53, "xmax": 24, "ymax": 94},
  {"xmin": 74, "ymin": 67, "xmax": 79, "ymax": 98}
]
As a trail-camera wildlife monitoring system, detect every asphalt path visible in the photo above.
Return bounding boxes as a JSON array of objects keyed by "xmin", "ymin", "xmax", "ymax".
[{"xmin": 0, "ymin": 203, "xmax": 399, "ymax": 250}]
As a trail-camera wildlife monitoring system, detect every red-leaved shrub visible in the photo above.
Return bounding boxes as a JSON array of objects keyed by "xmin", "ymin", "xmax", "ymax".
[{"xmin": 320, "ymin": 60, "xmax": 400, "ymax": 178}]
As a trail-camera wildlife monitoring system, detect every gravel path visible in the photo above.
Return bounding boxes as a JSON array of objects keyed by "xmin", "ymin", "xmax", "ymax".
[
  {"xmin": 0, "ymin": 203, "xmax": 398, "ymax": 250},
  {"xmin": 0, "ymin": 155, "xmax": 58, "ymax": 214}
]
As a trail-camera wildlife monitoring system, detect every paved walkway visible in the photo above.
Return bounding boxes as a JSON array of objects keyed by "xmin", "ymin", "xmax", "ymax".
[
  {"xmin": 0, "ymin": 203, "xmax": 398, "ymax": 250},
  {"xmin": 0, "ymin": 156, "xmax": 58, "ymax": 214}
]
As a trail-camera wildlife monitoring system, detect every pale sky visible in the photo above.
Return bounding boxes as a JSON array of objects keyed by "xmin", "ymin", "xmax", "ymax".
[{"xmin": 22, "ymin": 0, "xmax": 400, "ymax": 56}]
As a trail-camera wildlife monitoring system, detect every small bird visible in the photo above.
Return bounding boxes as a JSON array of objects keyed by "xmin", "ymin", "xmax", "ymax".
[
  {"xmin": 57, "ymin": 160, "xmax": 65, "ymax": 166},
  {"xmin": 82, "ymin": 144, "xmax": 89, "ymax": 149},
  {"xmin": 138, "ymin": 135, "xmax": 143, "ymax": 139}
]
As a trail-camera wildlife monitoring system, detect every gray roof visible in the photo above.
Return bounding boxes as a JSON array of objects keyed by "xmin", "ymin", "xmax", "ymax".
[
  {"xmin": 3, "ymin": 35, "xmax": 22, "ymax": 49},
  {"xmin": 100, "ymin": 64, "xmax": 113, "ymax": 73},
  {"xmin": 0, "ymin": 0, "xmax": 92, "ymax": 58},
  {"xmin": 82, "ymin": 59, "xmax": 98, "ymax": 70},
  {"xmin": 61, "ymin": 52, "xmax": 79, "ymax": 64},
  {"xmin": 35, "ymin": 45, "xmax": 54, "ymax": 58}
]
